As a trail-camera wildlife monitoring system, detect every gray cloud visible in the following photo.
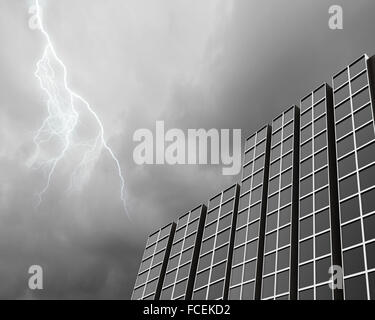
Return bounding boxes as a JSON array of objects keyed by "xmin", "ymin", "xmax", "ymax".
[{"xmin": 0, "ymin": 0, "xmax": 375, "ymax": 299}]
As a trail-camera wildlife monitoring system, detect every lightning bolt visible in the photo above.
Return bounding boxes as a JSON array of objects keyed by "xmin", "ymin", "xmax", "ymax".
[{"xmin": 30, "ymin": 0, "xmax": 128, "ymax": 216}]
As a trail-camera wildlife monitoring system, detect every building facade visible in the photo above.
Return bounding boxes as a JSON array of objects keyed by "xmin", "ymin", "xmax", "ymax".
[{"xmin": 132, "ymin": 54, "xmax": 375, "ymax": 300}]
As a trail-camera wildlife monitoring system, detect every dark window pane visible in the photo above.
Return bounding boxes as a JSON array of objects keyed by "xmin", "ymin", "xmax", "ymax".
[
  {"xmin": 271, "ymin": 144, "xmax": 281, "ymax": 161},
  {"xmin": 361, "ymin": 187, "xmax": 375, "ymax": 215},
  {"xmin": 272, "ymin": 130, "xmax": 282, "ymax": 147},
  {"xmin": 335, "ymin": 84, "xmax": 350, "ymax": 105},
  {"xmin": 333, "ymin": 69, "xmax": 348, "ymax": 89},
  {"xmin": 300, "ymin": 216, "xmax": 313, "ymax": 239},
  {"xmin": 337, "ymin": 134, "xmax": 354, "ymax": 158},
  {"xmin": 278, "ymin": 247, "xmax": 290, "ymax": 270},
  {"xmin": 282, "ymin": 152, "xmax": 293, "ymax": 171},
  {"xmin": 213, "ymin": 245, "xmax": 229, "ymax": 264},
  {"xmin": 339, "ymin": 174, "xmax": 358, "ymax": 200},
  {"xmin": 352, "ymin": 87, "xmax": 370, "ymax": 111},
  {"xmin": 315, "ymin": 149, "xmax": 327, "ymax": 170},
  {"xmin": 301, "ymin": 157, "xmax": 313, "ymax": 178},
  {"xmin": 314, "ymin": 131, "xmax": 327, "ymax": 151},
  {"xmin": 316, "ymin": 187, "xmax": 329, "ymax": 211},
  {"xmin": 249, "ymin": 203, "xmax": 261, "ymax": 222},
  {"xmin": 314, "ymin": 100, "xmax": 326, "ymax": 119},
  {"xmin": 340, "ymin": 196, "xmax": 360, "ymax": 223},
  {"xmin": 335, "ymin": 99, "xmax": 351, "ymax": 122},
  {"xmin": 266, "ymin": 212, "xmax": 278, "ymax": 233},
  {"xmin": 315, "ymin": 167, "xmax": 328, "ymax": 190},
  {"xmin": 242, "ymin": 281, "xmax": 255, "ymax": 300},
  {"xmin": 366, "ymin": 242, "xmax": 375, "ymax": 270},
  {"xmin": 354, "ymin": 105, "xmax": 373, "ymax": 129},
  {"xmin": 359, "ymin": 165, "xmax": 375, "ymax": 190},
  {"xmin": 364, "ymin": 214, "xmax": 375, "ymax": 241},
  {"xmin": 246, "ymin": 240, "xmax": 258, "ymax": 260},
  {"xmin": 356, "ymin": 123, "xmax": 375, "ymax": 149},
  {"xmin": 299, "ymin": 288, "xmax": 314, "ymax": 300},
  {"xmin": 280, "ymin": 186, "xmax": 292, "ymax": 207},
  {"xmin": 244, "ymin": 261, "xmax": 257, "ymax": 281},
  {"xmin": 281, "ymin": 169, "xmax": 292, "ymax": 189},
  {"xmin": 316, "ymin": 209, "xmax": 330, "ymax": 233},
  {"xmin": 343, "ymin": 247, "xmax": 365, "ymax": 276},
  {"xmin": 301, "ymin": 94, "xmax": 313, "ymax": 112},
  {"xmin": 268, "ymin": 176, "xmax": 279, "ymax": 195},
  {"xmin": 300, "ymin": 175, "xmax": 313, "ymax": 197},
  {"xmin": 278, "ymin": 226, "xmax": 291, "ymax": 247},
  {"xmin": 279, "ymin": 206, "xmax": 291, "ymax": 227},
  {"xmin": 342, "ymin": 220, "xmax": 363, "ymax": 249},
  {"xmin": 300, "ymin": 239, "xmax": 313, "ymax": 263},
  {"xmin": 276, "ymin": 270, "xmax": 289, "ymax": 295},
  {"xmin": 345, "ymin": 275, "xmax": 368, "ymax": 300},
  {"xmin": 350, "ymin": 57, "xmax": 366, "ymax": 78},
  {"xmin": 270, "ymin": 160, "xmax": 280, "ymax": 178},
  {"xmin": 211, "ymin": 262, "xmax": 226, "ymax": 283},
  {"xmin": 300, "ymin": 195, "xmax": 313, "ymax": 217},
  {"xmin": 316, "ymin": 283, "xmax": 333, "ymax": 300},
  {"xmin": 247, "ymin": 222, "xmax": 259, "ymax": 241},
  {"xmin": 264, "ymin": 253, "xmax": 276, "ymax": 275},
  {"xmin": 301, "ymin": 140, "xmax": 313, "ymax": 160},
  {"xmin": 208, "ymin": 280, "xmax": 224, "ymax": 300},
  {"xmin": 316, "ymin": 256, "xmax": 332, "ymax": 284},
  {"xmin": 299, "ymin": 262, "xmax": 314, "ymax": 288},
  {"xmin": 316, "ymin": 231, "xmax": 331, "ymax": 258},
  {"xmin": 193, "ymin": 287, "xmax": 208, "ymax": 300},
  {"xmin": 262, "ymin": 275, "xmax": 275, "ymax": 299},
  {"xmin": 358, "ymin": 142, "xmax": 375, "ymax": 169},
  {"xmin": 351, "ymin": 71, "xmax": 368, "ymax": 94},
  {"xmin": 314, "ymin": 116, "xmax": 327, "ymax": 134},
  {"xmin": 265, "ymin": 232, "xmax": 277, "ymax": 253},
  {"xmin": 228, "ymin": 286, "xmax": 240, "ymax": 300},
  {"xmin": 267, "ymin": 193, "xmax": 279, "ymax": 213},
  {"xmin": 283, "ymin": 122, "xmax": 294, "ymax": 138},
  {"xmin": 336, "ymin": 116, "xmax": 353, "ymax": 140},
  {"xmin": 301, "ymin": 109, "xmax": 312, "ymax": 127},
  {"xmin": 301, "ymin": 124, "xmax": 312, "ymax": 143},
  {"xmin": 314, "ymin": 85, "xmax": 326, "ymax": 102},
  {"xmin": 338, "ymin": 153, "xmax": 356, "ymax": 178}
]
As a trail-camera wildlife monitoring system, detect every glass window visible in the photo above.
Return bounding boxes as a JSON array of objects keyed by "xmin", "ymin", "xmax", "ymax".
[
  {"xmin": 366, "ymin": 242, "xmax": 375, "ymax": 270},
  {"xmin": 301, "ymin": 109, "xmax": 312, "ymax": 127},
  {"xmin": 314, "ymin": 85, "xmax": 326, "ymax": 102},
  {"xmin": 337, "ymin": 134, "xmax": 354, "ymax": 158},
  {"xmin": 245, "ymin": 135, "xmax": 256, "ymax": 151},
  {"xmin": 314, "ymin": 131, "xmax": 327, "ymax": 151},
  {"xmin": 251, "ymin": 186, "xmax": 262, "ymax": 205},
  {"xmin": 336, "ymin": 116, "xmax": 353, "ymax": 140},
  {"xmin": 281, "ymin": 169, "xmax": 292, "ymax": 189},
  {"xmin": 314, "ymin": 100, "xmax": 326, "ymax": 119},
  {"xmin": 217, "ymin": 229, "xmax": 230, "ymax": 247},
  {"xmin": 315, "ymin": 209, "xmax": 330, "ymax": 233},
  {"xmin": 267, "ymin": 193, "xmax": 279, "ymax": 213},
  {"xmin": 338, "ymin": 153, "xmax": 356, "ymax": 178},
  {"xmin": 299, "ymin": 262, "xmax": 314, "ymax": 288},
  {"xmin": 246, "ymin": 240, "xmax": 258, "ymax": 261},
  {"xmin": 265, "ymin": 232, "xmax": 277, "ymax": 253},
  {"xmin": 333, "ymin": 69, "xmax": 348, "ymax": 89},
  {"xmin": 255, "ymin": 141, "xmax": 266, "ymax": 157},
  {"xmin": 206, "ymin": 207, "xmax": 219, "ymax": 225},
  {"xmin": 180, "ymin": 248, "xmax": 193, "ymax": 265},
  {"xmin": 354, "ymin": 105, "xmax": 373, "ymax": 129},
  {"xmin": 349, "ymin": 57, "xmax": 366, "ymax": 78},
  {"xmin": 364, "ymin": 214, "xmax": 375, "ymax": 241},
  {"xmin": 236, "ymin": 209, "xmax": 248, "ymax": 229},
  {"xmin": 340, "ymin": 196, "xmax": 360, "ymax": 224},
  {"xmin": 276, "ymin": 270, "xmax": 289, "ymax": 295},
  {"xmin": 339, "ymin": 173, "xmax": 358, "ymax": 200},
  {"xmin": 218, "ymin": 214, "xmax": 232, "ymax": 232},
  {"xmin": 343, "ymin": 247, "xmax": 365, "ymax": 276},
  {"xmin": 301, "ymin": 124, "xmax": 312, "ymax": 143},
  {"xmin": 262, "ymin": 275, "xmax": 275, "ymax": 299},
  {"xmin": 315, "ymin": 148, "xmax": 328, "ymax": 171},
  {"xmin": 270, "ymin": 160, "xmax": 280, "ymax": 178},
  {"xmin": 352, "ymin": 87, "xmax": 370, "ymax": 111},
  {"xmin": 269, "ymin": 176, "xmax": 279, "ymax": 195},
  {"xmin": 342, "ymin": 220, "xmax": 363, "ymax": 249},
  {"xmin": 239, "ymin": 193, "xmax": 250, "ymax": 211},
  {"xmin": 249, "ymin": 203, "xmax": 261, "ymax": 222},
  {"xmin": 315, "ymin": 167, "xmax": 328, "ymax": 190},
  {"xmin": 273, "ymin": 117, "xmax": 282, "ymax": 132},
  {"xmin": 228, "ymin": 286, "xmax": 240, "ymax": 300},
  {"xmin": 283, "ymin": 122, "xmax": 294, "ymax": 138},
  {"xmin": 300, "ymin": 195, "xmax": 313, "ymax": 217},
  {"xmin": 283, "ymin": 137, "xmax": 293, "ymax": 154},
  {"xmin": 198, "ymin": 252, "xmax": 212, "ymax": 271},
  {"xmin": 316, "ymin": 187, "xmax": 329, "ymax": 210},
  {"xmin": 263, "ymin": 253, "xmax": 276, "ymax": 275},
  {"xmin": 282, "ymin": 152, "xmax": 293, "ymax": 171},
  {"xmin": 301, "ymin": 94, "xmax": 312, "ymax": 112},
  {"xmin": 213, "ymin": 245, "xmax": 229, "ymax": 265},
  {"xmin": 358, "ymin": 142, "xmax": 375, "ymax": 169},
  {"xmin": 235, "ymin": 227, "xmax": 247, "ymax": 246},
  {"xmin": 314, "ymin": 116, "xmax": 327, "ymax": 134},
  {"xmin": 254, "ymin": 155, "xmax": 265, "ymax": 172},
  {"xmin": 257, "ymin": 127, "xmax": 267, "ymax": 142},
  {"xmin": 301, "ymin": 140, "xmax": 313, "ymax": 160},
  {"xmin": 284, "ymin": 108, "xmax": 294, "ymax": 123},
  {"xmin": 335, "ymin": 84, "xmax": 350, "ymax": 105},
  {"xmin": 299, "ymin": 288, "xmax": 314, "ymax": 300},
  {"xmin": 211, "ymin": 262, "xmax": 226, "ymax": 283},
  {"xmin": 278, "ymin": 247, "xmax": 290, "ymax": 270},
  {"xmin": 278, "ymin": 226, "xmax": 291, "ymax": 247},
  {"xmin": 356, "ymin": 122, "xmax": 375, "ymax": 148},
  {"xmin": 244, "ymin": 261, "xmax": 257, "ymax": 282},
  {"xmin": 208, "ymin": 280, "xmax": 224, "ymax": 300},
  {"xmin": 315, "ymin": 231, "xmax": 331, "ymax": 258},
  {"xmin": 230, "ymin": 265, "xmax": 243, "ymax": 286},
  {"xmin": 279, "ymin": 205, "xmax": 291, "ymax": 227},
  {"xmin": 203, "ymin": 222, "xmax": 216, "ymax": 239},
  {"xmin": 299, "ymin": 238, "xmax": 313, "ymax": 263},
  {"xmin": 351, "ymin": 71, "xmax": 368, "ymax": 94},
  {"xmin": 177, "ymin": 263, "xmax": 190, "ymax": 281},
  {"xmin": 300, "ymin": 216, "xmax": 313, "ymax": 239},
  {"xmin": 193, "ymin": 286, "xmax": 208, "ymax": 300},
  {"xmin": 301, "ymin": 157, "xmax": 313, "ymax": 178},
  {"xmin": 316, "ymin": 256, "xmax": 332, "ymax": 285},
  {"xmin": 266, "ymin": 212, "xmax": 278, "ymax": 233},
  {"xmin": 300, "ymin": 175, "xmax": 313, "ymax": 197},
  {"xmin": 201, "ymin": 237, "xmax": 215, "ymax": 255},
  {"xmin": 243, "ymin": 162, "xmax": 253, "ymax": 179},
  {"xmin": 280, "ymin": 186, "xmax": 292, "ymax": 207},
  {"xmin": 335, "ymin": 99, "xmax": 351, "ymax": 122},
  {"xmin": 232, "ymin": 246, "xmax": 245, "ymax": 266},
  {"xmin": 271, "ymin": 144, "xmax": 281, "ymax": 161},
  {"xmin": 272, "ymin": 130, "xmax": 282, "ymax": 147},
  {"xmin": 252, "ymin": 170, "xmax": 263, "ymax": 188},
  {"xmin": 220, "ymin": 200, "xmax": 233, "ymax": 216},
  {"xmin": 247, "ymin": 222, "xmax": 259, "ymax": 241},
  {"xmin": 344, "ymin": 275, "xmax": 368, "ymax": 300}
]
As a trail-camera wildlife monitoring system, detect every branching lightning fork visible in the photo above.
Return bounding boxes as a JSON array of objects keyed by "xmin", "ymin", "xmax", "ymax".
[{"xmin": 31, "ymin": 0, "xmax": 127, "ymax": 215}]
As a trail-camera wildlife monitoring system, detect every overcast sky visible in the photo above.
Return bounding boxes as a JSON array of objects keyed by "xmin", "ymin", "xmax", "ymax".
[{"xmin": 0, "ymin": 0, "xmax": 375, "ymax": 299}]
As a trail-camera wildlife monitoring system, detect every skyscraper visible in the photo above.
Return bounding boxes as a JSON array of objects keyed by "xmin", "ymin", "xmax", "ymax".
[
  {"xmin": 132, "ymin": 53, "xmax": 375, "ymax": 300},
  {"xmin": 192, "ymin": 184, "xmax": 240, "ymax": 300},
  {"xmin": 228, "ymin": 125, "xmax": 271, "ymax": 300},
  {"xmin": 160, "ymin": 205, "xmax": 207, "ymax": 300},
  {"xmin": 262, "ymin": 106, "xmax": 300, "ymax": 300},
  {"xmin": 332, "ymin": 54, "xmax": 375, "ymax": 300}
]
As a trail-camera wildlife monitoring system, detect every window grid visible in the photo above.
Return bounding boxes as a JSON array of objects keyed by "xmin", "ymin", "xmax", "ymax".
[
  {"xmin": 298, "ymin": 84, "xmax": 334, "ymax": 300},
  {"xmin": 229, "ymin": 126, "xmax": 269, "ymax": 300},
  {"xmin": 333, "ymin": 54, "xmax": 375, "ymax": 300},
  {"xmin": 132, "ymin": 223, "xmax": 175, "ymax": 300},
  {"xmin": 192, "ymin": 185, "xmax": 239, "ymax": 300},
  {"xmin": 160, "ymin": 206, "xmax": 205, "ymax": 300},
  {"xmin": 262, "ymin": 107, "xmax": 296, "ymax": 300}
]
